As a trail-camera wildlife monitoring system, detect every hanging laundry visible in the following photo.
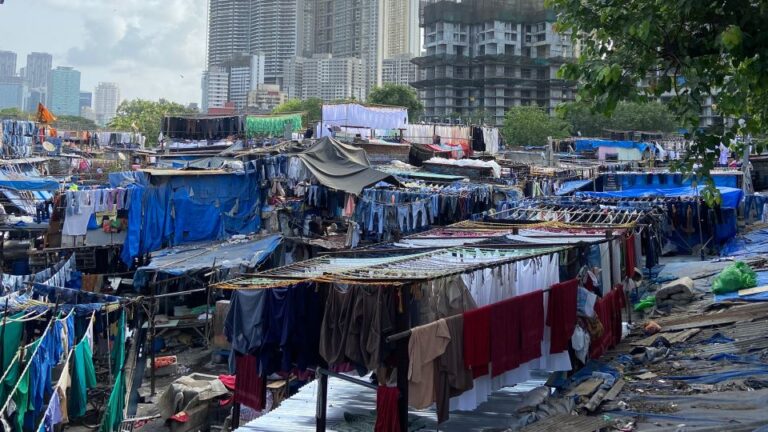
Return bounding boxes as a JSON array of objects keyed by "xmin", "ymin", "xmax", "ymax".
[
  {"xmin": 548, "ymin": 279, "xmax": 579, "ymax": 354},
  {"xmin": 435, "ymin": 315, "xmax": 474, "ymax": 423},
  {"xmin": 374, "ymin": 386, "xmax": 401, "ymax": 432},
  {"xmin": 69, "ymin": 338, "xmax": 97, "ymax": 418},
  {"xmin": 234, "ymin": 354, "xmax": 266, "ymax": 411},
  {"xmin": 407, "ymin": 318, "xmax": 450, "ymax": 409}
]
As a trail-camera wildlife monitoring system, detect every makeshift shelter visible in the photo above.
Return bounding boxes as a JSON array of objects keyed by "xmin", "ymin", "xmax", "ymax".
[{"xmin": 296, "ymin": 137, "xmax": 399, "ymax": 195}]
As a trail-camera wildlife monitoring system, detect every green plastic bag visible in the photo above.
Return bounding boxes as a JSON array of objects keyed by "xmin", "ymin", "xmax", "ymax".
[
  {"xmin": 634, "ymin": 295, "xmax": 656, "ymax": 311},
  {"xmin": 711, "ymin": 261, "xmax": 758, "ymax": 294}
]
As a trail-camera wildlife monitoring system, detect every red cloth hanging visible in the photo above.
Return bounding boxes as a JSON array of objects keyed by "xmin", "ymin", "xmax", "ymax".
[
  {"xmin": 519, "ymin": 291, "xmax": 544, "ymax": 363},
  {"xmin": 463, "ymin": 306, "xmax": 491, "ymax": 378},
  {"xmin": 374, "ymin": 386, "xmax": 401, "ymax": 432},
  {"xmin": 625, "ymin": 235, "xmax": 636, "ymax": 278},
  {"xmin": 234, "ymin": 354, "xmax": 266, "ymax": 410},
  {"xmin": 589, "ymin": 287, "xmax": 626, "ymax": 359},
  {"xmin": 490, "ymin": 298, "xmax": 521, "ymax": 376},
  {"xmin": 547, "ymin": 279, "xmax": 578, "ymax": 354}
]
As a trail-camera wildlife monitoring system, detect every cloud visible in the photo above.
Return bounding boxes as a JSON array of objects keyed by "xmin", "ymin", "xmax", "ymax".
[{"xmin": 0, "ymin": 0, "xmax": 206, "ymax": 103}]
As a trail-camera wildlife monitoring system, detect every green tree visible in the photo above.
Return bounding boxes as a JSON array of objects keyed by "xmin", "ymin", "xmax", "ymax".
[
  {"xmin": 109, "ymin": 99, "xmax": 195, "ymax": 146},
  {"xmin": 55, "ymin": 115, "xmax": 99, "ymax": 131},
  {"xmin": 272, "ymin": 97, "xmax": 322, "ymax": 124},
  {"xmin": 0, "ymin": 108, "xmax": 31, "ymax": 120},
  {"xmin": 367, "ymin": 83, "xmax": 423, "ymax": 122},
  {"xmin": 502, "ymin": 106, "xmax": 570, "ymax": 147},
  {"xmin": 550, "ymin": 0, "xmax": 768, "ymax": 201},
  {"xmin": 560, "ymin": 101, "xmax": 677, "ymax": 136}
]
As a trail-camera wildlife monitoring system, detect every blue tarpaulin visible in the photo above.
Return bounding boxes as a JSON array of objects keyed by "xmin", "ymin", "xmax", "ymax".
[
  {"xmin": 119, "ymin": 170, "xmax": 263, "ymax": 266},
  {"xmin": 556, "ymin": 179, "xmax": 594, "ymax": 196},
  {"xmin": 0, "ymin": 172, "xmax": 59, "ymax": 191},
  {"xmin": 577, "ymin": 186, "xmax": 744, "ymax": 209},
  {"xmin": 575, "ymin": 139, "xmax": 652, "ymax": 152},
  {"xmin": 132, "ymin": 234, "xmax": 281, "ymax": 289}
]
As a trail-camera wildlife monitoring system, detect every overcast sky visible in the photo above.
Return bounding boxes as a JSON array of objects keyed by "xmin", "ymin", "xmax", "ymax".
[{"xmin": 0, "ymin": 0, "xmax": 207, "ymax": 106}]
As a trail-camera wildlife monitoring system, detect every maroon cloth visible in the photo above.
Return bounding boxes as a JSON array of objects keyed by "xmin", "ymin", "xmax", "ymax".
[
  {"xmin": 519, "ymin": 291, "xmax": 544, "ymax": 363},
  {"xmin": 490, "ymin": 298, "xmax": 521, "ymax": 377},
  {"xmin": 589, "ymin": 286, "xmax": 626, "ymax": 359},
  {"xmin": 375, "ymin": 386, "xmax": 401, "ymax": 432},
  {"xmin": 626, "ymin": 235, "xmax": 636, "ymax": 278},
  {"xmin": 463, "ymin": 306, "xmax": 491, "ymax": 378},
  {"xmin": 547, "ymin": 279, "xmax": 578, "ymax": 354},
  {"xmin": 234, "ymin": 354, "xmax": 266, "ymax": 410}
]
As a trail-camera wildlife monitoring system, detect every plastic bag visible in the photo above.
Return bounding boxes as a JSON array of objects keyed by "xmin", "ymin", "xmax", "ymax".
[
  {"xmin": 711, "ymin": 261, "xmax": 758, "ymax": 294},
  {"xmin": 634, "ymin": 295, "xmax": 656, "ymax": 311}
]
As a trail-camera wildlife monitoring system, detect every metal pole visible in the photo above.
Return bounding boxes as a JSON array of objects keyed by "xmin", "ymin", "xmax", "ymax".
[
  {"xmin": 315, "ymin": 368, "xmax": 328, "ymax": 432},
  {"xmin": 395, "ymin": 285, "xmax": 411, "ymax": 432},
  {"xmin": 149, "ymin": 272, "xmax": 158, "ymax": 396}
]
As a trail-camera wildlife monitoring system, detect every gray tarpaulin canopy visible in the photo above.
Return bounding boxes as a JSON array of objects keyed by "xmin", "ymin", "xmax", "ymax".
[{"xmin": 297, "ymin": 137, "xmax": 399, "ymax": 195}]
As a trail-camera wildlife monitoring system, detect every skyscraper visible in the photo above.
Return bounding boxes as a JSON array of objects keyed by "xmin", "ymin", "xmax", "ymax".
[
  {"xmin": 94, "ymin": 82, "xmax": 120, "ymax": 125},
  {"xmin": 25, "ymin": 52, "xmax": 53, "ymax": 89},
  {"xmin": 227, "ymin": 54, "xmax": 265, "ymax": 110},
  {"xmin": 201, "ymin": 67, "xmax": 229, "ymax": 113},
  {"xmin": 48, "ymin": 67, "xmax": 81, "ymax": 116},
  {"xmin": 250, "ymin": 0, "xmax": 301, "ymax": 85},
  {"xmin": 206, "ymin": 0, "xmax": 253, "ymax": 68},
  {"xmin": 382, "ymin": 0, "xmax": 421, "ymax": 58},
  {"xmin": 312, "ymin": 0, "xmax": 383, "ymax": 96},
  {"xmin": 0, "ymin": 51, "xmax": 17, "ymax": 78},
  {"xmin": 205, "ymin": 0, "xmax": 304, "ymax": 107}
]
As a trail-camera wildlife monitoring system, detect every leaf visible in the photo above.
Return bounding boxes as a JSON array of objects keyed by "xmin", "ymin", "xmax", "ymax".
[{"xmin": 720, "ymin": 25, "xmax": 743, "ymax": 51}]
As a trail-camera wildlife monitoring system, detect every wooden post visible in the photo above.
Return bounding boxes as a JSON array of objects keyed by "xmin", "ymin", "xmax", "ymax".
[{"xmin": 232, "ymin": 402, "xmax": 241, "ymax": 429}]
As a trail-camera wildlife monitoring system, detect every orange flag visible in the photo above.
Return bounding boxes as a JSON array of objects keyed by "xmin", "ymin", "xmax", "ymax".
[{"xmin": 37, "ymin": 103, "xmax": 57, "ymax": 124}]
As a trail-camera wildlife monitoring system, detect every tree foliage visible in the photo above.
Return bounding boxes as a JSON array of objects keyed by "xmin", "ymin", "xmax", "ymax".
[
  {"xmin": 109, "ymin": 99, "xmax": 195, "ymax": 146},
  {"xmin": 549, "ymin": 0, "xmax": 768, "ymax": 201},
  {"xmin": 502, "ymin": 106, "xmax": 570, "ymax": 147},
  {"xmin": 0, "ymin": 108, "xmax": 31, "ymax": 120},
  {"xmin": 55, "ymin": 115, "xmax": 99, "ymax": 131},
  {"xmin": 272, "ymin": 97, "xmax": 322, "ymax": 124},
  {"xmin": 367, "ymin": 83, "xmax": 423, "ymax": 122},
  {"xmin": 559, "ymin": 101, "xmax": 677, "ymax": 136}
]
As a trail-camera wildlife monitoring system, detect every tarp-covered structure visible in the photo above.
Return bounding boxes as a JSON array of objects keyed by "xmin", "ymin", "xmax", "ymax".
[
  {"xmin": 297, "ymin": 137, "xmax": 399, "ymax": 195},
  {"xmin": 112, "ymin": 170, "xmax": 264, "ymax": 266},
  {"xmin": 576, "ymin": 186, "xmax": 744, "ymax": 209},
  {"xmin": 575, "ymin": 139, "xmax": 652, "ymax": 152},
  {"xmin": 133, "ymin": 234, "xmax": 281, "ymax": 290}
]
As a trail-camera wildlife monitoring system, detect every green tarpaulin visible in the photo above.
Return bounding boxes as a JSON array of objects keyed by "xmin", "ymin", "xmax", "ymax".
[{"xmin": 246, "ymin": 114, "xmax": 302, "ymax": 137}]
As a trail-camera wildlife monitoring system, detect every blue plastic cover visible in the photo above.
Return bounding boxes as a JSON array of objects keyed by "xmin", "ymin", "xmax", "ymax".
[
  {"xmin": 556, "ymin": 179, "xmax": 594, "ymax": 196},
  {"xmin": 0, "ymin": 172, "xmax": 59, "ymax": 191},
  {"xmin": 132, "ymin": 234, "xmax": 282, "ymax": 289},
  {"xmin": 575, "ymin": 139, "xmax": 652, "ymax": 152},
  {"xmin": 577, "ymin": 186, "xmax": 744, "ymax": 209}
]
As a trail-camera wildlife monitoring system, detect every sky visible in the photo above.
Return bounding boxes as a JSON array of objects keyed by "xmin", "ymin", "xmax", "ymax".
[{"xmin": 0, "ymin": 0, "xmax": 207, "ymax": 106}]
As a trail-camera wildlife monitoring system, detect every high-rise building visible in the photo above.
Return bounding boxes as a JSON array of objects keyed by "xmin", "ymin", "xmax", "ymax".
[
  {"xmin": 284, "ymin": 54, "xmax": 364, "ymax": 102},
  {"xmin": 94, "ymin": 82, "xmax": 121, "ymax": 126},
  {"xmin": 250, "ymin": 0, "xmax": 302, "ymax": 85},
  {"xmin": 413, "ymin": 0, "xmax": 577, "ymax": 125},
  {"xmin": 201, "ymin": 66, "xmax": 229, "ymax": 113},
  {"xmin": 227, "ymin": 54, "xmax": 266, "ymax": 110},
  {"xmin": 25, "ymin": 52, "xmax": 53, "ymax": 90},
  {"xmin": 24, "ymin": 88, "xmax": 46, "ymax": 113},
  {"xmin": 313, "ymin": 0, "xmax": 382, "ymax": 95},
  {"xmin": 0, "ymin": 77, "xmax": 24, "ymax": 110},
  {"xmin": 382, "ymin": 0, "xmax": 421, "ymax": 59},
  {"xmin": 206, "ymin": 0, "xmax": 253, "ymax": 68},
  {"xmin": 79, "ymin": 91, "xmax": 92, "ymax": 111},
  {"xmin": 0, "ymin": 51, "xmax": 17, "ymax": 78},
  {"xmin": 48, "ymin": 66, "xmax": 81, "ymax": 116},
  {"xmin": 205, "ymin": 0, "xmax": 305, "ymax": 103},
  {"xmin": 297, "ymin": 0, "xmax": 315, "ymax": 57},
  {"xmin": 383, "ymin": 55, "xmax": 419, "ymax": 87}
]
